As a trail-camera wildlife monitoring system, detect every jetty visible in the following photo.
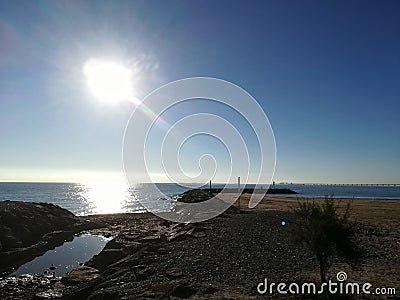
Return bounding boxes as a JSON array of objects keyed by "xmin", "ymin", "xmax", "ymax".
[{"xmin": 201, "ymin": 188, "xmax": 298, "ymax": 194}]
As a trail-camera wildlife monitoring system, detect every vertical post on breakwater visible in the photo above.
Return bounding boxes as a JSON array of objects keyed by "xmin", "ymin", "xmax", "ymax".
[
  {"xmin": 209, "ymin": 180, "xmax": 212, "ymax": 196},
  {"xmin": 238, "ymin": 176, "xmax": 241, "ymax": 212}
]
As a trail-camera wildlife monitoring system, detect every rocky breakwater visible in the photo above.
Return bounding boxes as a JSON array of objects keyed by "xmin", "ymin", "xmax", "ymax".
[
  {"xmin": 175, "ymin": 188, "xmax": 298, "ymax": 204},
  {"xmin": 0, "ymin": 201, "xmax": 105, "ymax": 275},
  {"xmin": 176, "ymin": 189, "xmax": 214, "ymax": 203}
]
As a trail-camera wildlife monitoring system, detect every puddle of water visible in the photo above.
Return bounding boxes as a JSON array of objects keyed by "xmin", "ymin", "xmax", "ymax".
[{"xmin": 12, "ymin": 234, "xmax": 112, "ymax": 276}]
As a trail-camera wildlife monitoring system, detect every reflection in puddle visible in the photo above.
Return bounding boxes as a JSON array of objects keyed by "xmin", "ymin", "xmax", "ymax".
[{"xmin": 13, "ymin": 234, "xmax": 112, "ymax": 276}]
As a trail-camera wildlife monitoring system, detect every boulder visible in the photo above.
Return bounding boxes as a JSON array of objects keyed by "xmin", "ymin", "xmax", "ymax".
[
  {"xmin": 87, "ymin": 248, "xmax": 126, "ymax": 271},
  {"xmin": 0, "ymin": 201, "xmax": 78, "ymax": 252},
  {"xmin": 61, "ymin": 266, "xmax": 100, "ymax": 285}
]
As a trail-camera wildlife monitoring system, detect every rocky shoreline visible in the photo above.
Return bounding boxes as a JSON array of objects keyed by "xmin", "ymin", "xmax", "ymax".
[
  {"xmin": 0, "ymin": 201, "xmax": 105, "ymax": 276},
  {"xmin": 1, "ymin": 194, "xmax": 399, "ymax": 299}
]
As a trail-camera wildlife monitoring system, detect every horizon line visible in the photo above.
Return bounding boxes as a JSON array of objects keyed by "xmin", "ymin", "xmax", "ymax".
[{"xmin": 0, "ymin": 181, "xmax": 398, "ymax": 186}]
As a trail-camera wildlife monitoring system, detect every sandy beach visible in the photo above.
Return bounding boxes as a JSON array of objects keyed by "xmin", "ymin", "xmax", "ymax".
[{"xmin": 224, "ymin": 194, "xmax": 400, "ymax": 230}]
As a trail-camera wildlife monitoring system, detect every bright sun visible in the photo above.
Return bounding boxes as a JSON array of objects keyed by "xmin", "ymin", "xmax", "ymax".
[{"xmin": 83, "ymin": 59, "xmax": 133, "ymax": 103}]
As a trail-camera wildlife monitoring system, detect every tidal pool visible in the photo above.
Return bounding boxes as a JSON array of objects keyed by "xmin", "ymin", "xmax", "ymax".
[{"xmin": 12, "ymin": 234, "xmax": 112, "ymax": 276}]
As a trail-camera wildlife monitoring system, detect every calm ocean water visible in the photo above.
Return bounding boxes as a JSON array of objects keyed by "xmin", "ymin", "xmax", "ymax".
[{"xmin": 0, "ymin": 182, "xmax": 399, "ymax": 215}]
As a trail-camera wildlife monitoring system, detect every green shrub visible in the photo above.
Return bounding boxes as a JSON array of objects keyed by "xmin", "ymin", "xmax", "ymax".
[{"xmin": 291, "ymin": 196, "xmax": 359, "ymax": 284}]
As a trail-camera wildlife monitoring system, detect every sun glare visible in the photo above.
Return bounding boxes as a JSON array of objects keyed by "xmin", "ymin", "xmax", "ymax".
[
  {"xmin": 84, "ymin": 181, "xmax": 128, "ymax": 214},
  {"xmin": 83, "ymin": 59, "xmax": 133, "ymax": 103}
]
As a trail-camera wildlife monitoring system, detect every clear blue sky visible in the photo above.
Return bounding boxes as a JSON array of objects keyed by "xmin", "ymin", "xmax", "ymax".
[{"xmin": 0, "ymin": 0, "xmax": 399, "ymax": 183}]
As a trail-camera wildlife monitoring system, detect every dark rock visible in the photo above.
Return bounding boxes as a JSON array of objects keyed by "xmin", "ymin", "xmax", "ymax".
[
  {"xmin": 103, "ymin": 238, "xmax": 122, "ymax": 249},
  {"xmin": 177, "ymin": 189, "xmax": 212, "ymax": 203},
  {"xmin": 134, "ymin": 265, "xmax": 154, "ymax": 281},
  {"xmin": 0, "ymin": 201, "xmax": 107, "ymax": 275},
  {"xmin": 0, "ymin": 273, "xmax": 62, "ymax": 300},
  {"xmin": 171, "ymin": 284, "xmax": 197, "ymax": 298},
  {"xmin": 87, "ymin": 249, "xmax": 126, "ymax": 271},
  {"xmin": 165, "ymin": 267, "xmax": 183, "ymax": 278},
  {"xmin": 167, "ymin": 230, "xmax": 188, "ymax": 242},
  {"xmin": 140, "ymin": 235, "xmax": 164, "ymax": 243},
  {"xmin": 160, "ymin": 220, "xmax": 172, "ymax": 227},
  {"xmin": 181, "ymin": 187, "xmax": 298, "ymax": 195},
  {"xmin": 192, "ymin": 231, "xmax": 206, "ymax": 238},
  {"xmin": 86, "ymin": 289, "xmax": 119, "ymax": 300},
  {"xmin": 124, "ymin": 234, "xmax": 139, "ymax": 241},
  {"xmin": 203, "ymin": 285, "xmax": 219, "ymax": 294},
  {"xmin": 61, "ymin": 266, "xmax": 100, "ymax": 285},
  {"xmin": 0, "ymin": 201, "xmax": 77, "ymax": 251},
  {"xmin": 42, "ymin": 231, "xmax": 71, "ymax": 242}
]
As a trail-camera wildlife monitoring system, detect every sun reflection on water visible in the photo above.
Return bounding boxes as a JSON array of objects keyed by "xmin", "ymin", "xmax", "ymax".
[
  {"xmin": 67, "ymin": 182, "xmax": 176, "ymax": 215},
  {"xmin": 81, "ymin": 181, "xmax": 131, "ymax": 214}
]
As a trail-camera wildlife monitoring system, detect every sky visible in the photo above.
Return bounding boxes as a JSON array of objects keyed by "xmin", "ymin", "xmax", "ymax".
[{"xmin": 0, "ymin": 0, "xmax": 399, "ymax": 184}]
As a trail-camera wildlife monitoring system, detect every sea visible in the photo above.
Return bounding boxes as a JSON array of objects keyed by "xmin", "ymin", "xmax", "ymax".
[{"xmin": 0, "ymin": 182, "xmax": 399, "ymax": 216}]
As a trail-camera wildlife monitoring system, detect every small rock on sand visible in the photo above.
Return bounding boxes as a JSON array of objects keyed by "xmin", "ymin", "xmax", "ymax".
[{"xmin": 165, "ymin": 267, "xmax": 183, "ymax": 278}]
